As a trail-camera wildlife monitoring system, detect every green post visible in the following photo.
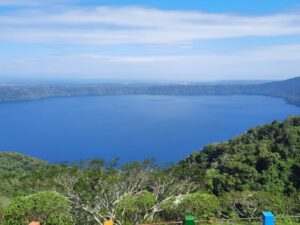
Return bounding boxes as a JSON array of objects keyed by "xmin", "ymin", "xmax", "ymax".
[{"xmin": 184, "ymin": 215, "xmax": 195, "ymax": 225}]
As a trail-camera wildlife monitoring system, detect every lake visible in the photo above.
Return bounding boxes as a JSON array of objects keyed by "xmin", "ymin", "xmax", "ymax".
[{"xmin": 0, "ymin": 95, "xmax": 299, "ymax": 163}]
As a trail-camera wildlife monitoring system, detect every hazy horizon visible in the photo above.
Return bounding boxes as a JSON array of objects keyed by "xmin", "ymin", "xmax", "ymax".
[{"xmin": 0, "ymin": 76, "xmax": 281, "ymax": 85}]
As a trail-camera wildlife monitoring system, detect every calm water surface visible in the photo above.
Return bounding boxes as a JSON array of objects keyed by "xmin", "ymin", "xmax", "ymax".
[{"xmin": 0, "ymin": 95, "xmax": 299, "ymax": 163}]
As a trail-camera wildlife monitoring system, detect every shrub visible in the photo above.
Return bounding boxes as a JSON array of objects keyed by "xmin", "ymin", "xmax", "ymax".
[
  {"xmin": 116, "ymin": 191, "xmax": 156, "ymax": 225},
  {"xmin": 3, "ymin": 191, "xmax": 72, "ymax": 225},
  {"xmin": 160, "ymin": 192, "xmax": 220, "ymax": 221}
]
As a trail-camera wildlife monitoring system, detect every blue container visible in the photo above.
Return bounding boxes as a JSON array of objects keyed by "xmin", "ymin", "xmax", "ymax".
[{"xmin": 262, "ymin": 212, "xmax": 274, "ymax": 225}]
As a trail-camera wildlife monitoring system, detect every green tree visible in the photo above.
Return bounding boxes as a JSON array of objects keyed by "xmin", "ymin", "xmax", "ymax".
[
  {"xmin": 231, "ymin": 191, "xmax": 286, "ymax": 217},
  {"xmin": 160, "ymin": 192, "xmax": 219, "ymax": 221},
  {"xmin": 179, "ymin": 117, "xmax": 300, "ymax": 195},
  {"xmin": 3, "ymin": 191, "xmax": 73, "ymax": 225},
  {"xmin": 116, "ymin": 191, "xmax": 156, "ymax": 225}
]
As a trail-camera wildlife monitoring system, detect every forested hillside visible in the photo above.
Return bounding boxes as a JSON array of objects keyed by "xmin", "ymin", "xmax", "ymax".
[
  {"xmin": 252, "ymin": 77, "xmax": 300, "ymax": 106},
  {"xmin": 0, "ymin": 152, "xmax": 46, "ymax": 174},
  {"xmin": 0, "ymin": 152, "xmax": 47, "ymax": 197},
  {"xmin": 179, "ymin": 116, "xmax": 300, "ymax": 195},
  {"xmin": 1, "ymin": 117, "xmax": 300, "ymax": 224}
]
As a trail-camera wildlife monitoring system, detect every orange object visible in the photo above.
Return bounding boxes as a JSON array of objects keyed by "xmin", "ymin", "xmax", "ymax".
[
  {"xmin": 104, "ymin": 219, "xmax": 113, "ymax": 225},
  {"xmin": 29, "ymin": 222, "xmax": 40, "ymax": 225}
]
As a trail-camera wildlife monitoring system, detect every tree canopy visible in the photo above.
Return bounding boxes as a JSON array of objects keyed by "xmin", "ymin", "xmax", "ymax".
[
  {"xmin": 2, "ymin": 191, "xmax": 72, "ymax": 225},
  {"xmin": 179, "ymin": 116, "xmax": 300, "ymax": 195}
]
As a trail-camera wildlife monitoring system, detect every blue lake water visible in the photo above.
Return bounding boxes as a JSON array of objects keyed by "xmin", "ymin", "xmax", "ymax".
[{"xmin": 0, "ymin": 95, "xmax": 299, "ymax": 163}]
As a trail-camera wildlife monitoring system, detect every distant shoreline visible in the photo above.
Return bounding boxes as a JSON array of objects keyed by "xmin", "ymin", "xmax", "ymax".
[
  {"xmin": 0, "ymin": 93, "xmax": 299, "ymax": 109},
  {"xmin": 0, "ymin": 77, "xmax": 299, "ymax": 106}
]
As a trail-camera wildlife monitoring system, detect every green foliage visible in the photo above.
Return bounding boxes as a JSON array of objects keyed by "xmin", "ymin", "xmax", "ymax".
[
  {"xmin": 116, "ymin": 191, "xmax": 156, "ymax": 224},
  {"xmin": 0, "ymin": 152, "xmax": 50, "ymax": 198},
  {"xmin": 160, "ymin": 192, "xmax": 220, "ymax": 221},
  {"xmin": 0, "ymin": 196, "xmax": 10, "ymax": 223},
  {"xmin": 225, "ymin": 191, "xmax": 286, "ymax": 217},
  {"xmin": 2, "ymin": 191, "xmax": 73, "ymax": 225},
  {"xmin": 0, "ymin": 152, "xmax": 46, "ymax": 174},
  {"xmin": 0, "ymin": 196, "xmax": 10, "ymax": 210},
  {"xmin": 180, "ymin": 116, "xmax": 300, "ymax": 195},
  {"xmin": 52, "ymin": 159, "xmax": 160, "ymax": 225}
]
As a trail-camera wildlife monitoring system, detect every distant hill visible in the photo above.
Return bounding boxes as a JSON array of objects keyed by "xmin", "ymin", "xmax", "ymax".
[
  {"xmin": 261, "ymin": 77, "xmax": 300, "ymax": 91},
  {"xmin": 179, "ymin": 116, "xmax": 300, "ymax": 195},
  {"xmin": 0, "ymin": 152, "xmax": 48, "ymax": 197},
  {"xmin": 0, "ymin": 152, "xmax": 46, "ymax": 174},
  {"xmin": 0, "ymin": 76, "xmax": 300, "ymax": 106},
  {"xmin": 257, "ymin": 77, "xmax": 300, "ymax": 106}
]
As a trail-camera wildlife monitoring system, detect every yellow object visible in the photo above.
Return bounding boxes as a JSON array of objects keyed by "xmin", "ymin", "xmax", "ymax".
[{"xmin": 104, "ymin": 219, "xmax": 114, "ymax": 225}]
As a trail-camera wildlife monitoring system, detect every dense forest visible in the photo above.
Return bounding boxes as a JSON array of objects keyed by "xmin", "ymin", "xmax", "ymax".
[
  {"xmin": 0, "ymin": 77, "xmax": 300, "ymax": 106},
  {"xmin": 0, "ymin": 116, "xmax": 300, "ymax": 224},
  {"xmin": 179, "ymin": 116, "xmax": 300, "ymax": 195}
]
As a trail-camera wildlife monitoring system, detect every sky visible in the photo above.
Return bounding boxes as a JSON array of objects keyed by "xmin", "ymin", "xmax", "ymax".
[{"xmin": 0, "ymin": 0, "xmax": 300, "ymax": 81}]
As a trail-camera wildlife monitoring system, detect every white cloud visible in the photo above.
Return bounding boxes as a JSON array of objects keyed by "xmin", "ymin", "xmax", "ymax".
[
  {"xmin": 0, "ymin": 7, "xmax": 300, "ymax": 45},
  {"xmin": 1, "ymin": 6, "xmax": 300, "ymax": 80}
]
